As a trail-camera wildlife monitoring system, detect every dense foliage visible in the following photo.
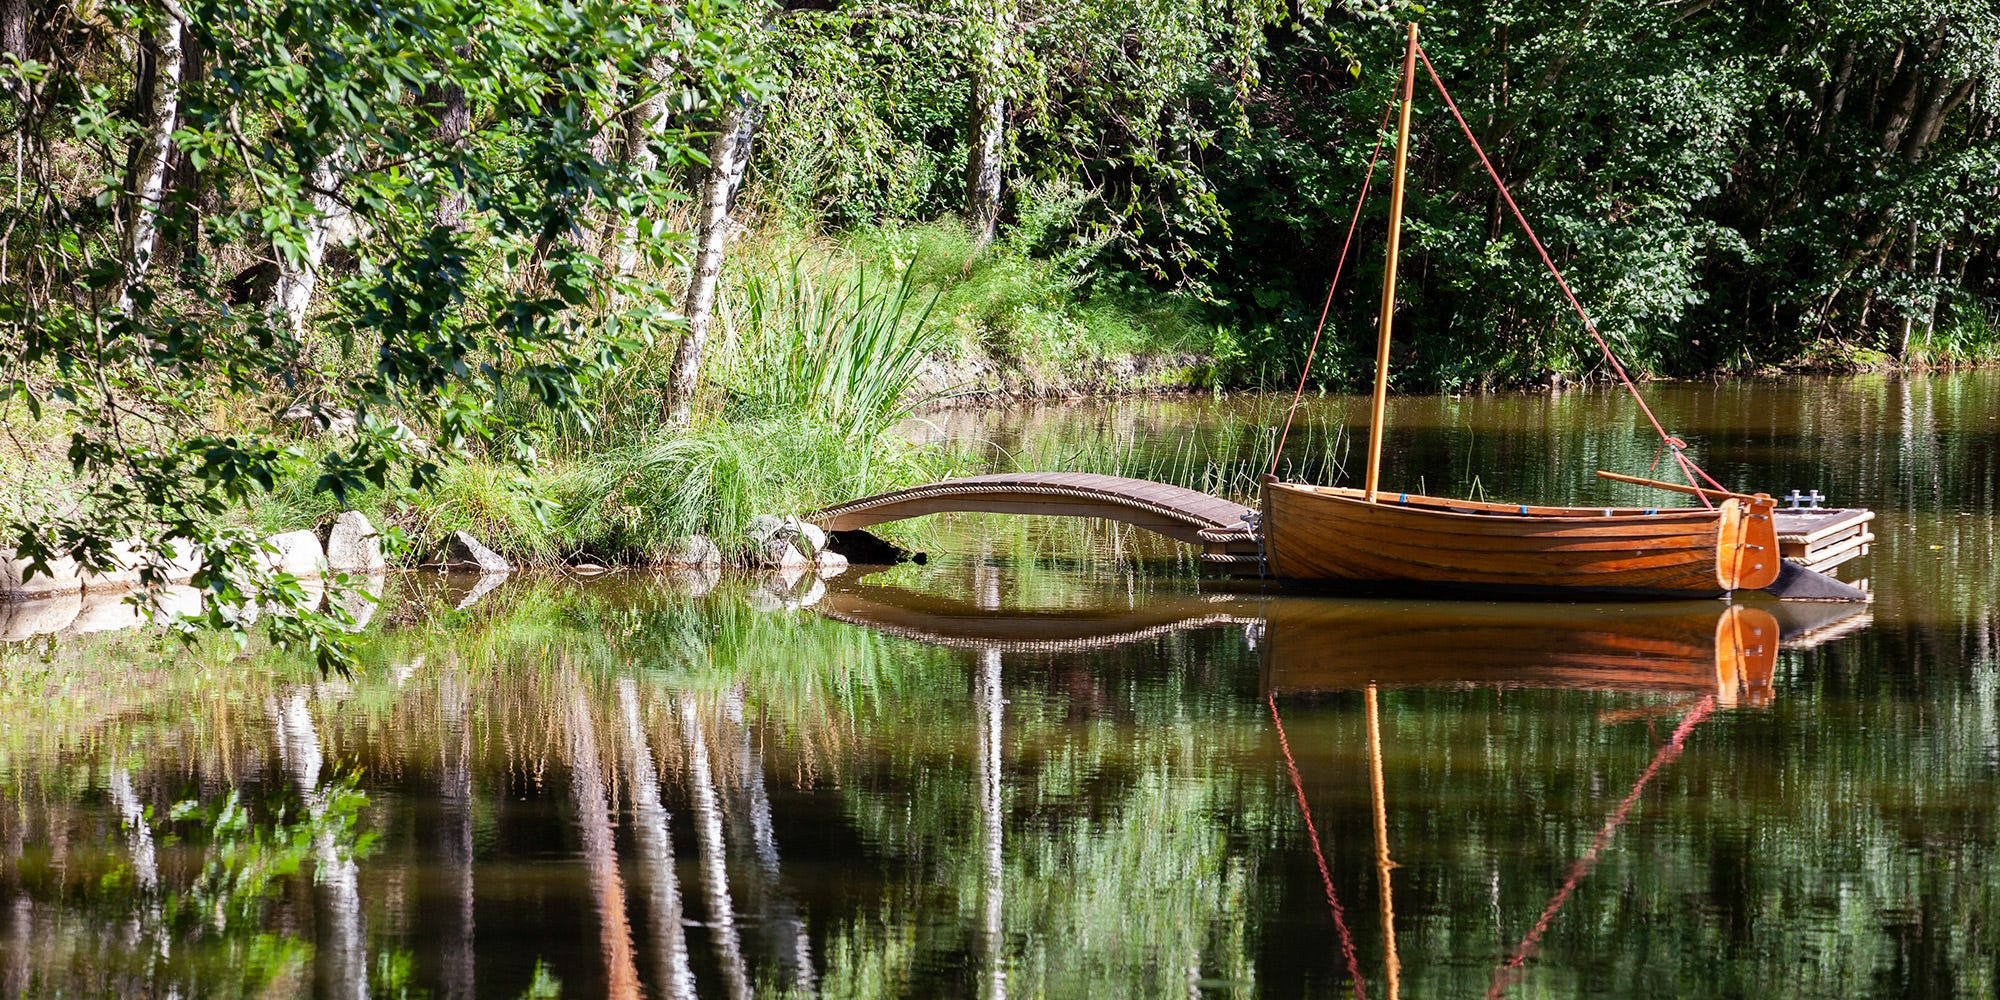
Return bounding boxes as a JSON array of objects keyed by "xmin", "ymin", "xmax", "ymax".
[
  {"xmin": 1, "ymin": 0, "xmax": 1996, "ymax": 656},
  {"xmin": 762, "ymin": 0, "xmax": 2000, "ymax": 386},
  {"xmin": 0, "ymin": 0, "xmax": 761, "ymax": 662}
]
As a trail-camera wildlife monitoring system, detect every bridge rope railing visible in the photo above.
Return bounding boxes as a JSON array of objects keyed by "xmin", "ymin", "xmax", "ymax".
[{"xmin": 812, "ymin": 481, "xmax": 1259, "ymax": 539}]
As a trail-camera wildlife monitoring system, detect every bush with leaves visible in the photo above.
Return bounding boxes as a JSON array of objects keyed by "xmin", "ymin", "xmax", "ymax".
[{"xmin": 0, "ymin": 0, "xmax": 765, "ymax": 668}]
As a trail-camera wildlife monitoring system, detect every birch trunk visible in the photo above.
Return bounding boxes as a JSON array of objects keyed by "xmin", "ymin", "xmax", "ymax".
[
  {"xmin": 117, "ymin": 5, "xmax": 183, "ymax": 312},
  {"xmin": 963, "ymin": 0, "xmax": 1011, "ymax": 247},
  {"xmin": 975, "ymin": 649, "xmax": 1007, "ymax": 1000},
  {"xmin": 426, "ymin": 79, "xmax": 471, "ymax": 230},
  {"xmin": 612, "ymin": 56, "xmax": 675, "ymax": 280},
  {"xmin": 680, "ymin": 697, "xmax": 752, "ymax": 1000},
  {"xmin": 439, "ymin": 677, "xmax": 477, "ymax": 1000},
  {"xmin": 270, "ymin": 691, "xmax": 369, "ymax": 1000},
  {"xmin": 272, "ymin": 152, "xmax": 349, "ymax": 334},
  {"xmin": 725, "ymin": 688, "xmax": 815, "ymax": 994},
  {"xmin": 666, "ymin": 103, "xmax": 758, "ymax": 423}
]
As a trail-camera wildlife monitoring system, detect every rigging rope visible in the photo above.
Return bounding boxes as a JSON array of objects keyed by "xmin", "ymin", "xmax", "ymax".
[
  {"xmin": 1268, "ymin": 692, "xmax": 1370, "ymax": 1000},
  {"xmin": 1485, "ymin": 695, "xmax": 1717, "ymax": 997},
  {"xmin": 1414, "ymin": 43, "xmax": 1727, "ymax": 507},
  {"xmin": 1269, "ymin": 92, "xmax": 1400, "ymax": 481}
]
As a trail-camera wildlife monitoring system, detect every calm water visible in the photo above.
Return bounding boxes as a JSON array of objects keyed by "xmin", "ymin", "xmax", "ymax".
[{"xmin": 3, "ymin": 372, "xmax": 1997, "ymax": 998}]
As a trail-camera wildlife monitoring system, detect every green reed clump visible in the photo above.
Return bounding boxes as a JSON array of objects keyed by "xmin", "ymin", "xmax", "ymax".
[
  {"xmin": 722, "ymin": 254, "xmax": 945, "ymax": 438},
  {"xmin": 547, "ymin": 415, "xmax": 965, "ymax": 562}
]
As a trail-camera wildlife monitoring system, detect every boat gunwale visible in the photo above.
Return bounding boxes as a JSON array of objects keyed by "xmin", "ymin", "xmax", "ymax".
[{"xmin": 1270, "ymin": 481, "xmax": 1733, "ymax": 524}]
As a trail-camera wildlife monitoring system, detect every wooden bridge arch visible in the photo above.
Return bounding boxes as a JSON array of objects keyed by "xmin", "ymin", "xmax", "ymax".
[{"xmin": 808, "ymin": 472, "xmax": 1264, "ymax": 567}]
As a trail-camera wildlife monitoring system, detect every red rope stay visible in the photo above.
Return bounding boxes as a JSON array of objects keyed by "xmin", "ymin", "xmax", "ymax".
[
  {"xmin": 1486, "ymin": 696, "xmax": 1717, "ymax": 997},
  {"xmin": 1268, "ymin": 692, "xmax": 1370, "ymax": 1000},
  {"xmin": 1269, "ymin": 92, "xmax": 1399, "ymax": 481},
  {"xmin": 1414, "ymin": 43, "xmax": 1727, "ymax": 506}
]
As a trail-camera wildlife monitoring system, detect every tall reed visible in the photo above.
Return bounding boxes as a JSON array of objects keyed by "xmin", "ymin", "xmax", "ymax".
[{"xmin": 724, "ymin": 255, "xmax": 945, "ymax": 439}]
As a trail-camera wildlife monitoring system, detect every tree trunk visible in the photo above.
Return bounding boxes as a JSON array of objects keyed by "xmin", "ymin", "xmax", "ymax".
[
  {"xmin": 425, "ymin": 77, "xmax": 470, "ymax": 230},
  {"xmin": 666, "ymin": 101, "xmax": 758, "ymax": 424},
  {"xmin": 116, "ymin": 4, "xmax": 182, "ymax": 312},
  {"xmin": 1905, "ymin": 77, "xmax": 1975, "ymax": 163},
  {"xmin": 1, "ymin": 0, "xmax": 27, "ymax": 61},
  {"xmin": 680, "ymin": 697, "xmax": 752, "ymax": 1000},
  {"xmin": 439, "ymin": 677, "xmax": 477, "ymax": 1000},
  {"xmin": 271, "ymin": 691, "xmax": 369, "ymax": 1000},
  {"xmin": 963, "ymin": 0, "xmax": 1011, "ymax": 247},
  {"xmin": 612, "ymin": 55, "xmax": 675, "ymax": 280},
  {"xmin": 271, "ymin": 151, "xmax": 348, "ymax": 334}
]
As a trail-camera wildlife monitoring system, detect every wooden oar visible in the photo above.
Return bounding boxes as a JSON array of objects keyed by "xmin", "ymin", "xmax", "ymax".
[{"xmin": 1595, "ymin": 470, "xmax": 1759, "ymax": 503}]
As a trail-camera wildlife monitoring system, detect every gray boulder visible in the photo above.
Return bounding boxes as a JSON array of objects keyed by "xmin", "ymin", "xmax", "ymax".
[
  {"xmin": 664, "ymin": 535, "xmax": 722, "ymax": 569},
  {"xmin": 664, "ymin": 566, "xmax": 720, "ymax": 597},
  {"xmin": 449, "ymin": 571, "xmax": 508, "ymax": 610},
  {"xmin": 784, "ymin": 516, "xmax": 828, "ymax": 557},
  {"xmin": 158, "ymin": 537, "xmax": 203, "ymax": 583},
  {"xmin": 445, "ymin": 531, "xmax": 511, "ymax": 575},
  {"xmin": 1, "ymin": 549, "xmax": 82, "ymax": 600},
  {"xmin": 815, "ymin": 550, "xmax": 850, "ymax": 577},
  {"xmin": 325, "ymin": 511, "xmax": 387, "ymax": 572},
  {"xmin": 744, "ymin": 514, "xmax": 786, "ymax": 546},
  {"xmin": 80, "ymin": 537, "xmax": 146, "ymax": 593},
  {"xmin": 330, "ymin": 572, "xmax": 388, "ymax": 631},
  {"xmin": 66, "ymin": 592, "xmax": 144, "ymax": 636},
  {"xmin": 262, "ymin": 530, "xmax": 328, "ymax": 578},
  {"xmin": 756, "ymin": 538, "xmax": 811, "ymax": 571}
]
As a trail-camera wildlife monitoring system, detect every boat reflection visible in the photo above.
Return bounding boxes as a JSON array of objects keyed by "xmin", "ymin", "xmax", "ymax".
[{"xmin": 818, "ymin": 576, "xmax": 1871, "ymax": 706}]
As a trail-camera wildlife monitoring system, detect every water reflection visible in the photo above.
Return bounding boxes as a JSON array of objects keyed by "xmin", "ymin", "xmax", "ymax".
[{"xmin": 2, "ymin": 371, "xmax": 1997, "ymax": 998}]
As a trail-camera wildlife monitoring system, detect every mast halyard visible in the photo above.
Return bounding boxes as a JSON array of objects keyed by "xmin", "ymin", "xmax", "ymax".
[{"xmin": 1363, "ymin": 21, "xmax": 1420, "ymax": 503}]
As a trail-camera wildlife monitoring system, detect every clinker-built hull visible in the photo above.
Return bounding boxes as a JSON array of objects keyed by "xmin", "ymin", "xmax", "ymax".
[{"xmin": 1262, "ymin": 482, "xmax": 1781, "ymax": 598}]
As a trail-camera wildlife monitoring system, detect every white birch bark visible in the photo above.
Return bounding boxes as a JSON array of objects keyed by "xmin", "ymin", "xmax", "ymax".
[
  {"xmin": 117, "ymin": 5, "xmax": 183, "ymax": 312},
  {"xmin": 724, "ymin": 688, "xmax": 815, "ymax": 995},
  {"xmin": 666, "ymin": 103, "xmax": 758, "ymax": 423},
  {"xmin": 963, "ymin": 0, "xmax": 1012, "ymax": 247},
  {"xmin": 439, "ymin": 676, "xmax": 477, "ymax": 1000},
  {"xmin": 976, "ymin": 649, "xmax": 1007, "ymax": 1000},
  {"xmin": 613, "ymin": 56, "xmax": 676, "ymax": 281},
  {"xmin": 272, "ymin": 151, "xmax": 351, "ymax": 334}
]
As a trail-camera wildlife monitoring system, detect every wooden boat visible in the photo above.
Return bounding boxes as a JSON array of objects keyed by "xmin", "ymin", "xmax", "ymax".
[
  {"xmin": 1260, "ymin": 23, "xmax": 1782, "ymax": 599},
  {"xmin": 1262, "ymin": 484, "xmax": 1781, "ymax": 598}
]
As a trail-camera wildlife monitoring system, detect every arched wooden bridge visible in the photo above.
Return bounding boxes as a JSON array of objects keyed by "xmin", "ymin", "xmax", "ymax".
[{"xmin": 809, "ymin": 472, "xmax": 1264, "ymax": 567}]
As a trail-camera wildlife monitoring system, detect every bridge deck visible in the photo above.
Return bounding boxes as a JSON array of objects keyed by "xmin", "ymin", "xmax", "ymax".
[{"xmin": 809, "ymin": 472, "xmax": 1262, "ymax": 565}]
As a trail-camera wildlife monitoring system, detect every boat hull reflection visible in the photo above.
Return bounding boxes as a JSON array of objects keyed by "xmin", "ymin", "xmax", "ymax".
[
  {"xmin": 1257, "ymin": 599, "xmax": 1780, "ymax": 707},
  {"xmin": 820, "ymin": 577, "xmax": 1852, "ymax": 708}
]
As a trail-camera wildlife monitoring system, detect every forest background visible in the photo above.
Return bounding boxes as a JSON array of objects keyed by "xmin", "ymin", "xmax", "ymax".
[{"xmin": 2, "ymin": 0, "xmax": 1996, "ymax": 660}]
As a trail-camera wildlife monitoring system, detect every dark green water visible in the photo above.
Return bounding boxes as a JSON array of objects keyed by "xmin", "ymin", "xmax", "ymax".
[{"xmin": 2, "ymin": 372, "xmax": 1996, "ymax": 998}]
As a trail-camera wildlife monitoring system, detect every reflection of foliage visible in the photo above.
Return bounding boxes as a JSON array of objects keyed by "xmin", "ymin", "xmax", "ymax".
[{"xmin": 5, "ymin": 777, "xmax": 372, "ymax": 998}]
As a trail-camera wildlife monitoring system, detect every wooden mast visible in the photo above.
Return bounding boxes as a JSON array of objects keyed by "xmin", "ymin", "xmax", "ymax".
[{"xmin": 1363, "ymin": 22, "xmax": 1420, "ymax": 503}]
